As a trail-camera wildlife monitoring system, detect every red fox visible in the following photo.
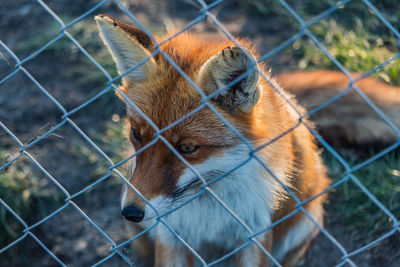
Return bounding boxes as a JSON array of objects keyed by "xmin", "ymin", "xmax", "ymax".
[{"xmin": 95, "ymin": 14, "xmax": 399, "ymax": 266}]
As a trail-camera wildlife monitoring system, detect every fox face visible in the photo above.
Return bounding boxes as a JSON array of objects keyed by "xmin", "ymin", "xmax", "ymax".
[{"xmin": 95, "ymin": 14, "xmax": 279, "ymax": 223}]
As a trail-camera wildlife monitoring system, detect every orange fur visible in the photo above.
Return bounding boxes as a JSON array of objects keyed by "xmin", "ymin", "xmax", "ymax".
[
  {"xmin": 276, "ymin": 70, "xmax": 400, "ymax": 148},
  {"xmin": 96, "ymin": 14, "xmax": 329, "ymax": 266},
  {"xmin": 95, "ymin": 14, "xmax": 396, "ymax": 266}
]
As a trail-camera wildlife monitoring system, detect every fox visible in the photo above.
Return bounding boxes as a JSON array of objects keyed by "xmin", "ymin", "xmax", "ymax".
[{"xmin": 95, "ymin": 14, "xmax": 399, "ymax": 266}]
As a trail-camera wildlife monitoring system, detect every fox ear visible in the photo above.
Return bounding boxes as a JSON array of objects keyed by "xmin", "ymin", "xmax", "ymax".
[
  {"xmin": 95, "ymin": 14, "xmax": 156, "ymax": 82},
  {"xmin": 197, "ymin": 46, "xmax": 261, "ymax": 112}
]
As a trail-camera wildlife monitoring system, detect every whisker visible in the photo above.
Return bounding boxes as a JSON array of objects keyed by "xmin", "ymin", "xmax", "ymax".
[{"xmin": 170, "ymin": 170, "xmax": 230, "ymax": 202}]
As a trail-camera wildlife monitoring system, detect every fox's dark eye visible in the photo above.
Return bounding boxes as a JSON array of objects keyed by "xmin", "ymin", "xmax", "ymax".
[
  {"xmin": 131, "ymin": 128, "xmax": 141, "ymax": 142},
  {"xmin": 177, "ymin": 144, "xmax": 199, "ymax": 154}
]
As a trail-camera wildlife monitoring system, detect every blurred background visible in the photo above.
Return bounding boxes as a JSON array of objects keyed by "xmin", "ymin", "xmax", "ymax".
[{"xmin": 0, "ymin": 0, "xmax": 399, "ymax": 266}]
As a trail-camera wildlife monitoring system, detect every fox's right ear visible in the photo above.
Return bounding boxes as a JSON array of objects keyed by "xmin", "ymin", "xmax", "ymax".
[
  {"xmin": 95, "ymin": 14, "xmax": 157, "ymax": 82},
  {"xmin": 197, "ymin": 46, "xmax": 261, "ymax": 113}
]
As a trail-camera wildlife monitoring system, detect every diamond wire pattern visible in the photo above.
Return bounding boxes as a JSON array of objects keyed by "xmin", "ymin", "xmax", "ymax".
[{"xmin": 0, "ymin": 0, "xmax": 399, "ymax": 266}]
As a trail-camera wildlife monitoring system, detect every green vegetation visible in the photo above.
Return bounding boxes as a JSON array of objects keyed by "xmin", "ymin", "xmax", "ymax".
[
  {"xmin": 15, "ymin": 16, "xmax": 118, "ymax": 88},
  {"xmin": 324, "ymin": 151, "xmax": 400, "ymax": 240},
  {"xmin": 237, "ymin": 0, "xmax": 400, "ymax": 29},
  {"xmin": 1, "ymin": 15, "xmax": 129, "ymax": 253},
  {"xmin": 0, "ymin": 118, "xmax": 127, "ymax": 252},
  {"xmin": 74, "ymin": 118, "xmax": 128, "ymax": 184},
  {"xmin": 0, "ymin": 148, "xmax": 63, "ymax": 247},
  {"xmin": 238, "ymin": 0, "xmax": 400, "ymax": 85},
  {"xmin": 291, "ymin": 19, "xmax": 400, "ymax": 85}
]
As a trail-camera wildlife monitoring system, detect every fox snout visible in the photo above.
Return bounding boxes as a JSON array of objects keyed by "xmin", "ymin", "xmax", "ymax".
[
  {"xmin": 121, "ymin": 204, "xmax": 145, "ymax": 222},
  {"xmin": 121, "ymin": 185, "xmax": 147, "ymax": 222},
  {"xmin": 121, "ymin": 186, "xmax": 147, "ymax": 223}
]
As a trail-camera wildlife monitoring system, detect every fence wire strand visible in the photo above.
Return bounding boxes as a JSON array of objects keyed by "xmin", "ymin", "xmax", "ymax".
[{"xmin": 0, "ymin": 0, "xmax": 399, "ymax": 266}]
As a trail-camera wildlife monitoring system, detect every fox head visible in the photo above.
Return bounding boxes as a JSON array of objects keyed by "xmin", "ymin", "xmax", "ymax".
[{"xmin": 95, "ymin": 14, "xmax": 279, "ymax": 223}]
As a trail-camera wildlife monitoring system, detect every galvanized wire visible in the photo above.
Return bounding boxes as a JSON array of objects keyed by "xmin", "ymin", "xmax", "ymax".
[{"xmin": 0, "ymin": 0, "xmax": 399, "ymax": 266}]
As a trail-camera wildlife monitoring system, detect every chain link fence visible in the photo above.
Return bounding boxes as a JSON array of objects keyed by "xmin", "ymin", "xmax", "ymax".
[{"xmin": 1, "ymin": 0, "xmax": 399, "ymax": 266}]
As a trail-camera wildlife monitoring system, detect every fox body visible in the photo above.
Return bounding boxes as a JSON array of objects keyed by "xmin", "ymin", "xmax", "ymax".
[
  {"xmin": 276, "ymin": 70, "xmax": 400, "ymax": 149},
  {"xmin": 95, "ymin": 14, "xmax": 398, "ymax": 266}
]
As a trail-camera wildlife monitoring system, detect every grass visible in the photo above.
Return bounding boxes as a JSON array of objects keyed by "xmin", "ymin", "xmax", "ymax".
[
  {"xmin": 0, "ymin": 118, "xmax": 127, "ymax": 265},
  {"xmin": 15, "ymin": 16, "xmax": 118, "ymax": 88},
  {"xmin": 237, "ymin": 0, "xmax": 400, "ymax": 28},
  {"xmin": 291, "ymin": 18, "xmax": 400, "ymax": 85},
  {"xmin": 324, "ymin": 151, "xmax": 400, "ymax": 241},
  {"xmin": 238, "ymin": 0, "xmax": 400, "ymax": 85},
  {"xmin": 1, "ymin": 15, "xmax": 128, "ymax": 256},
  {"xmin": 72, "ymin": 118, "xmax": 129, "ymax": 184},
  {"xmin": 0, "ymin": 147, "xmax": 63, "ymax": 248},
  {"xmin": 1, "ymin": 14, "xmax": 127, "ymax": 251}
]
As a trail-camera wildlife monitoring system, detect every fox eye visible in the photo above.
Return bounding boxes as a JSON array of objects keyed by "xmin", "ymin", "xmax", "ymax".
[
  {"xmin": 131, "ymin": 128, "xmax": 141, "ymax": 142},
  {"xmin": 177, "ymin": 144, "xmax": 199, "ymax": 154}
]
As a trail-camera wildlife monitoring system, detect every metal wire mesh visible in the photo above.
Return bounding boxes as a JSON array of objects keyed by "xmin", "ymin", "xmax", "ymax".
[{"xmin": 0, "ymin": 0, "xmax": 399, "ymax": 266}]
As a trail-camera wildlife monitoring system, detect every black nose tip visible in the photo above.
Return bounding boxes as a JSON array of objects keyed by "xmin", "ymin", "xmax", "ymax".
[{"xmin": 121, "ymin": 205, "xmax": 145, "ymax": 222}]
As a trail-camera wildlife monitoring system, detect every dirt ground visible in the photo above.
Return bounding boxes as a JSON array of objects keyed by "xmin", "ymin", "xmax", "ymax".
[{"xmin": 0, "ymin": 0, "xmax": 399, "ymax": 266}]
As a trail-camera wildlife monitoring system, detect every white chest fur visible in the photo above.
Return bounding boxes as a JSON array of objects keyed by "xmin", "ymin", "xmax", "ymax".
[{"xmin": 142, "ymin": 145, "xmax": 287, "ymax": 254}]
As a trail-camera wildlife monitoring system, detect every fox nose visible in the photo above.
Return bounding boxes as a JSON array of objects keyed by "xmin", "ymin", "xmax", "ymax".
[{"xmin": 121, "ymin": 205, "xmax": 145, "ymax": 222}]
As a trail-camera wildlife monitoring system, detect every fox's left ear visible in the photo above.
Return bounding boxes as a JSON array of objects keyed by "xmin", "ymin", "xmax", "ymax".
[
  {"xmin": 95, "ymin": 14, "xmax": 156, "ymax": 82},
  {"xmin": 197, "ymin": 46, "xmax": 261, "ymax": 112}
]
